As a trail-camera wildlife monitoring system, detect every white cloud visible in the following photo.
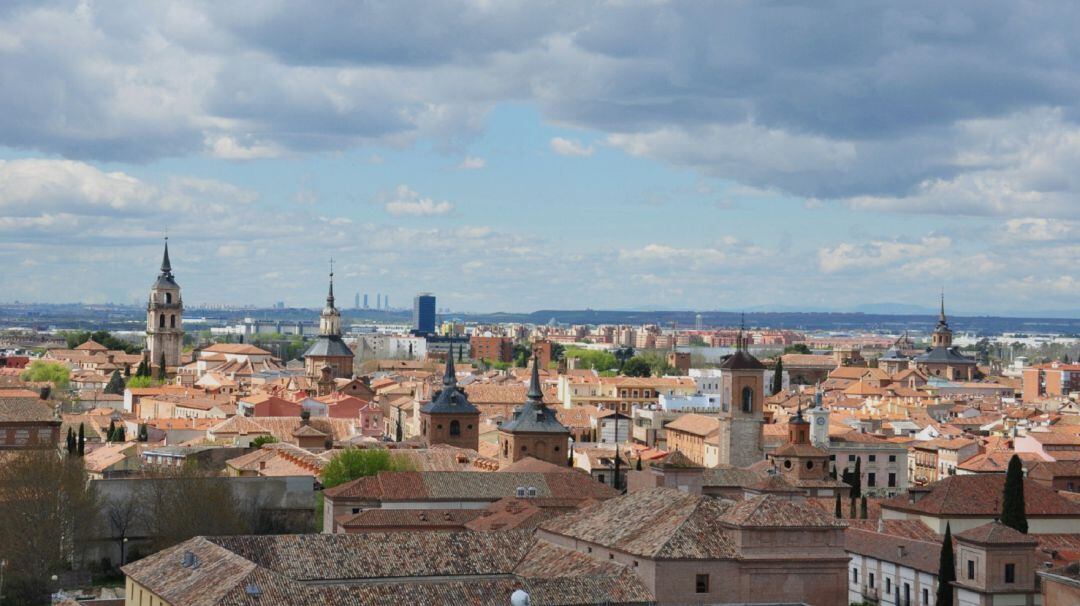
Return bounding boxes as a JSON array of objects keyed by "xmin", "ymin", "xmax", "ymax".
[
  {"xmin": 206, "ymin": 135, "xmax": 286, "ymax": 160},
  {"xmin": 818, "ymin": 236, "xmax": 952, "ymax": 274},
  {"xmin": 384, "ymin": 185, "xmax": 454, "ymax": 216},
  {"xmin": 458, "ymin": 156, "xmax": 486, "ymax": 169},
  {"xmin": 550, "ymin": 137, "xmax": 594, "ymax": 157},
  {"xmin": 1002, "ymin": 218, "xmax": 1078, "ymax": 242}
]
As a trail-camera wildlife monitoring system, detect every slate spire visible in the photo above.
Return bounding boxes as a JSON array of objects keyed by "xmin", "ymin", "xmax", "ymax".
[
  {"xmin": 160, "ymin": 237, "xmax": 172, "ymax": 276},
  {"xmin": 527, "ymin": 354, "xmax": 544, "ymax": 403}
]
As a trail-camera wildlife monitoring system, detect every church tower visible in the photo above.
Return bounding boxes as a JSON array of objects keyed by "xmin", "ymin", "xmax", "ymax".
[
  {"xmin": 146, "ymin": 239, "xmax": 183, "ymax": 372},
  {"xmin": 303, "ymin": 263, "xmax": 354, "ymax": 391},
  {"xmin": 931, "ymin": 292, "xmax": 953, "ymax": 348},
  {"xmin": 420, "ymin": 349, "xmax": 480, "ymax": 451},
  {"xmin": 808, "ymin": 388, "xmax": 830, "ymax": 448},
  {"xmin": 498, "ymin": 357, "xmax": 570, "ymax": 466},
  {"xmin": 716, "ymin": 323, "xmax": 766, "ymax": 467}
]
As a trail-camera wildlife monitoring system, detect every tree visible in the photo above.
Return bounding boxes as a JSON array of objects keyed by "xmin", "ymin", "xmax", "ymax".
[
  {"xmin": 137, "ymin": 423, "xmax": 149, "ymax": 442},
  {"xmin": 126, "ymin": 376, "xmax": 158, "ymax": 389},
  {"xmin": 563, "ymin": 348, "xmax": 618, "ymax": 372},
  {"xmin": 771, "ymin": 358, "xmax": 784, "ymax": 395},
  {"xmin": 1001, "ymin": 454, "xmax": 1028, "ymax": 533},
  {"xmin": 135, "ymin": 360, "xmax": 150, "ymax": 378},
  {"xmin": 321, "ymin": 449, "xmax": 413, "ymax": 489},
  {"xmin": 614, "ymin": 347, "xmax": 635, "ymax": 370},
  {"xmin": 852, "ymin": 457, "xmax": 862, "ymax": 499},
  {"xmin": 622, "ymin": 357, "xmax": 652, "ymax": 377},
  {"xmin": 106, "ymin": 419, "xmax": 116, "ymax": 441},
  {"xmin": 636, "ymin": 456, "xmax": 643, "ymax": 471},
  {"xmin": 849, "ymin": 495, "xmax": 856, "ymax": 518},
  {"xmin": 104, "ymin": 369, "xmax": 126, "ymax": 395},
  {"xmin": 77, "ymin": 423, "xmax": 85, "ymax": 456},
  {"xmin": 113, "ymin": 425, "xmax": 126, "ymax": 442},
  {"xmin": 784, "ymin": 344, "xmax": 811, "ymax": 355},
  {"xmin": 124, "ymin": 364, "xmax": 131, "ymax": 378},
  {"xmin": 936, "ymin": 523, "xmax": 956, "ymax": 606},
  {"xmin": 860, "ymin": 495, "xmax": 868, "ymax": 519},
  {"xmin": 511, "ymin": 343, "xmax": 531, "ymax": 368},
  {"xmin": 62, "ymin": 330, "xmax": 141, "ymax": 354},
  {"xmin": 550, "ymin": 343, "xmax": 566, "ymax": 364},
  {"xmin": 19, "ymin": 360, "xmax": 70, "ymax": 390},
  {"xmin": 251, "ymin": 435, "xmax": 279, "ymax": 449},
  {"xmin": 834, "ymin": 492, "xmax": 842, "ymax": 518},
  {"xmin": 0, "ymin": 450, "xmax": 99, "ymax": 604},
  {"xmin": 157, "ymin": 350, "xmax": 167, "ymax": 381},
  {"xmin": 65, "ymin": 427, "xmax": 76, "ymax": 456},
  {"xmin": 137, "ymin": 463, "xmax": 257, "ymax": 552}
]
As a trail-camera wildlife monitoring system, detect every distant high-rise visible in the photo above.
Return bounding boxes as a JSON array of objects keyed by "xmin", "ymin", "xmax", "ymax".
[
  {"xmin": 376, "ymin": 293, "xmax": 381, "ymax": 310},
  {"xmin": 354, "ymin": 292, "xmax": 360, "ymax": 309},
  {"xmin": 363, "ymin": 293, "xmax": 369, "ymax": 309},
  {"xmin": 385, "ymin": 295, "xmax": 390, "ymax": 310},
  {"xmin": 695, "ymin": 313, "xmax": 704, "ymax": 331},
  {"xmin": 413, "ymin": 293, "xmax": 436, "ymax": 334}
]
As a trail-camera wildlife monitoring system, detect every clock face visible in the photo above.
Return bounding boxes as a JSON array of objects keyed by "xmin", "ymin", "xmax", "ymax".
[{"xmin": 815, "ymin": 417, "xmax": 825, "ymax": 425}]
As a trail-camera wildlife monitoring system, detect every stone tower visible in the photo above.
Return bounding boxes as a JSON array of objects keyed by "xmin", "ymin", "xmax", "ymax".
[
  {"xmin": 498, "ymin": 357, "xmax": 570, "ymax": 466},
  {"xmin": 420, "ymin": 350, "xmax": 480, "ymax": 451},
  {"xmin": 808, "ymin": 388, "xmax": 830, "ymax": 448},
  {"xmin": 716, "ymin": 326, "xmax": 766, "ymax": 467},
  {"xmin": 146, "ymin": 239, "xmax": 183, "ymax": 371}
]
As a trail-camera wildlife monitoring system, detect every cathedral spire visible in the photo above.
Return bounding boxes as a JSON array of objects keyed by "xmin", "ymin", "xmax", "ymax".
[
  {"xmin": 527, "ymin": 355, "xmax": 544, "ymax": 403},
  {"xmin": 939, "ymin": 289, "xmax": 946, "ymax": 324},
  {"xmin": 160, "ymin": 237, "xmax": 172, "ymax": 276},
  {"xmin": 442, "ymin": 342, "xmax": 457, "ymax": 387},
  {"xmin": 326, "ymin": 259, "xmax": 335, "ymax": 309}
]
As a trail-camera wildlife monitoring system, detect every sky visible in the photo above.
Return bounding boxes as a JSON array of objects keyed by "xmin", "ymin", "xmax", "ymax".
[{"xmin": 0, "ymin": 1, "xmax": 1077, "ymax": 316}]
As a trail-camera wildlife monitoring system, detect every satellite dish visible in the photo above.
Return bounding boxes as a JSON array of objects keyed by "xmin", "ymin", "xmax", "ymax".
[{"xmin": 510, "ymin": 589, "xmax": 531, "ymax": 606}]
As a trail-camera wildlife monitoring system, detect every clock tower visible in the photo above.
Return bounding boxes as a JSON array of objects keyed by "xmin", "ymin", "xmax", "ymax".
[{"xmin": 808, "ymin": 388, "xmax": 830, "ymax": 448}]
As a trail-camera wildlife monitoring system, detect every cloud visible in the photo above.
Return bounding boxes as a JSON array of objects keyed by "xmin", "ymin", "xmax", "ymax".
[
  {"xmin": 1002, "ymin": 218, "xmax": 1078, "ymax": 242},
  {"xmin": 383, "ymin": 185, "xmax": 454, "ymax": 216},
  {"xmin": 550, "ymin": 137, "xmax": 594, "ymax": 157},
  {"xmin": 818, "ymin": 235, "xmax": 952, "ymax": 273},
  {"xmin": 458, "ymin": 156, "xmax": 486, "ymax": 169}
]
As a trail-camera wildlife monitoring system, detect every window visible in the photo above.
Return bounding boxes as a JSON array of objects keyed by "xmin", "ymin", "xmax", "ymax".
[
  {"xmin": 165, "ymin": 292, "xmax": 172, "ymax": 304},
  {"xmin": 852, "ymin": 568, "xmax": 858, "ymax": 583},
  {"xmin": 695, "ymin": 574, "xmax": 709, "ymax": 594},
  {"xmin": 903, "ymin": 583, "xmax": 909, "ymax": 605},
  {"xmin": 889, "ymin": 455, "xmax": 897, "ymax": 463},
  {"xmin": 170, "ymin": 315, "xmax": 176, "ymax": 328},
  {"xmin": 502, "ymin": 441, "xmax": 508, "ymax": 457},
  {"xmin": 888, "ymin": 472, "xmax": 897, "ymax": 487},
  {"xmin": 598, "ymin": 474, "xmax": 605, "ymax": 484},
  {"xmin": 869, "ymin": 454, "xmax": 876, "ymax": 462},
  {"xmin": 806, "ymin": 460, "xmax": 814, "ymax": 470},
  {"xmin": 784, "ymin": 459, "xmax": 792, "ymax": 469},
  {"xmin": 849, "ymin": 454, "xmax": 857, "ymax": 462},
  {"xmin": 922, "ymin": 588, "xmax": 928, "ymax": 604},
  {"xmin": 741, "ymin": 387, "xmax": 753, "ymax": 412},
  {"xmin": 869, "ymin": 573, "xmax": 875, "ymax": 588},
  {"xmin": 159, "ymin": 315, "xmax": 165, "ymax": 328},
  {"xmin": 450, "ymin": 420, "xmax": 461, "ymax": 436},
  {"xmin": 352, "ymin": 508, "xmax": 360, "ymax": 514},
  {"xmin": 867, "ymin": 472, "xmax": 876, "ymax": 487},
  {"xmin": 967, "ymin": 560, "xmax": 975, "ymax": 580},
  {"xmin": 1004, "ymin": 563, "xmax": 1015, "ymax": 584},
  {"xmin": 885, "ymin": 578, "xmax": 891, "ymax": 593}
]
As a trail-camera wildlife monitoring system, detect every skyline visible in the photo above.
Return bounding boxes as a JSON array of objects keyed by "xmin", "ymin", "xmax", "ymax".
[{"xmin": 1, "ymin": 2, "xmax": 1078, "ymax": 314}]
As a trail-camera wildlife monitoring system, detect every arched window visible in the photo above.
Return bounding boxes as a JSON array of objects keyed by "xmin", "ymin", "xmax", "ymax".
[
  {"xmin": 159, "ymin": 315, "xmax": 165, "ymax": 328},
  {"xmin": 450, "ymin": 420, "xmax": 461, "ymax": 436},
  {"xmin": 741, "ymin": 386, "xmax": 753, "ymax": 413},
  {"xmin": 503, "ymin": 440, "xmax": 508, "ymax": 456},
  {"xmin": 170, "ymin": 315, "xmax": 176, "ymax": 328},
  {"xmin": 165, "ymin": 292, "xmax": 172, "ymax": 304}
]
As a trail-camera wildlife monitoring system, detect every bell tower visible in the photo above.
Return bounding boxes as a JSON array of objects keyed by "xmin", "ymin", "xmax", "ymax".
[
  {"xmin": 146, "ymin": 238, "xmax": 183, "ymax": 372},
  {"xmin": 931, "ymin": 292, "xmax": 953, "ymax": 349}
]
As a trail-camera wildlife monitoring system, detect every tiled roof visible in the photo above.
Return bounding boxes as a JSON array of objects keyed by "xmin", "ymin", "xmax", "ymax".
[
  {"xmin": 202, "ymin": 343, "xmax": 272, "ymax": 355},
  {"xmin": 540, "ymin": 488, "xmax": 739, "ymax": 559},
  {"xmin": 664, "ymin": 413, "xmax": 720, "ymax": 437},
  {"xmin": 718, "ymin": 349, "xmax": 766, "ymax": 370},
  {"xmin": 0, "ymin": 396, "xmax": 54, "ymax": 423},
  {"xmin": 323, "ymin": 470, "xmax": 617, "ymax": 503},
  {"xmin": 719, "ymin": 494, "xmax": 845, "ymax": 528},
  {"xmin": 956, "ymin": 521, "xmax": 1037, "ymax": 545},
  {"xmin": 337, "ymin": 508, "xmax": 483, "ymax": 530},
  {"xmin": 123, "ymin": 532, "xmax": 655, "ymax": 606},
  {"xmin": 845, "ymin": 528, "xmax": 941, "ymax": 574},
  {"xmin": 881, "ymin": 474, "xmax": 1080, "ymax": 517}
]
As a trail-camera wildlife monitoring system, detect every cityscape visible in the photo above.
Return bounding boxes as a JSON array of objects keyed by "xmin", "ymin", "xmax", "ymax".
[{"xmin": 1, "ymin": 3, "xmax": 1079, "ymax": 606}]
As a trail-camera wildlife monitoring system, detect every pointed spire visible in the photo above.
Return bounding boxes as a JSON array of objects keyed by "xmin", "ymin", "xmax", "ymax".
[
  {"xmin": 527, "ymin": 355, "xmax": 544, "ymax": 403},
  {"xmin": 737, "ymin": 313, "xmax": 746, "ymax": 350},
  {"xmin": 815, "ymin": 383, "xmax": 824, "ymax": 409},
  {"xmin": 939, "ymin": 288, "xmax": 946, "ymax": 323},
  {"xmin": 443, "ymin": 343, "xmax": 457, "ymax": 387},
  {"xmin": 160, "ymin": 237, "xmax": 172, "ymax": 276},
  {"xmin": 326, "ymin": 259, "xmax": 335, "ymax": 308}
]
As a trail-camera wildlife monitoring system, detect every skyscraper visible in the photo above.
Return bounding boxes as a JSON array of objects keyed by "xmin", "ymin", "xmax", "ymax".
[
  {"xmin": 413, "ymin": 293, "xmax": 436, "ymax": 334},
  {"xmin": 363, "ymin": 293, "xmax": 369, "ymax": 309},
  {"xmin": 354, "ymin": 292, "xmax": 360, "ymax": 309},
  {"xmin": 376, "ymin": 293, "xmax": 381, "ymax": 310}
]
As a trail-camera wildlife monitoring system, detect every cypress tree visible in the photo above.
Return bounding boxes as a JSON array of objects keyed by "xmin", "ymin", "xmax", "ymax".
[
  {"xmin": 124, "ymin": 363, "xmax": 131, "ymax": 378},
  {"xmin": 849, "ymin": 495, "xmax": 856, "ymax": 518},
  {"xmin": 1001, "ymin": 454, "xmax": 1028, "ymax": 533},
  {"xmin": 77, "ymin": 423, "xmax": 86, "ymax": 456},
  {"xmin": 104, "ymin": 369, "xmax": 125, "ymax": 395},
  {"xmin": 852, "ymin": 457, "xmax": 862, "ymax": 499},
  {"xmin": 771, "ymin": 358, "xmax": 784, "ymax": 395},
  {"xmin": 106, "ymin": 419, "xmax": 116, "ymax": 441},
  {"xmin": 66, "ymin": 427, "xmax": 76, "ymax": 455},
  {"xmin": 138, "ymin": 423, "xmax": 148, "ymax": 442},
  {"xmin": 834, "ymin": 492, "xmax": 842, "ymax": 518},
  {"xmin": 636, "ymin": 456, "xmax": 643, "ymax": 471},
  {"xmin": 936, "ymin": 523, "xmax": 956, "ymax": 606},
  {"xmin": 115, "ymin": 425, "xmax": 126, "ymax": 442},
  {"xmin": 860, "ymin": 495, "xmax": 868, "ymax": 519},
  {"xmin": 157, "ymin": 350, "xmax": 167, "ymax": 381}
]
